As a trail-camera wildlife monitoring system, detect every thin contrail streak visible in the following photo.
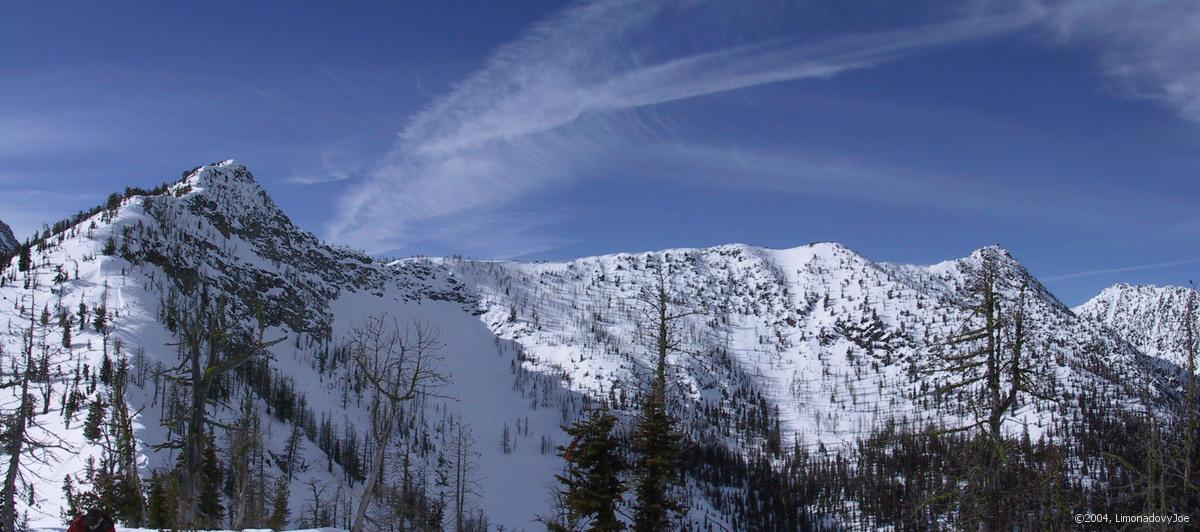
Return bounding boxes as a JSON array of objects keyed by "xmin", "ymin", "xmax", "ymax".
[{"xmin": 1043, "ymin": 257, "xmax": 1200, "ymax": 281}]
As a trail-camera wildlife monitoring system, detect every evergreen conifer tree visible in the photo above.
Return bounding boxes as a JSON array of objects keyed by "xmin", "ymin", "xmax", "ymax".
[
  {"xmin": 554, "ymin": 406, "xmax": 625, "ymax": 531},
  {"xmin": 82, "ymin": 398, "xmax": 105, "ymax": 442},
  {"xmin": 59, "ymin": 311, "xmax": 72, "ymax": 349},
  {"xmin": 196, "ymin": 435, "xmax": 224, "ymax": 528},
  {"xmin": 146, "ymin": 471, "xmax": 179, "ymax": 530},
  {"xmin": 104, "ymin": 355, "xmax": 145, "ymax": 525},
  {"xmin": 631, "ymin": 374, "xmax": 680, "ymax": 532},
  {"xmin": 631, "ymin": 264, "xmax": 686, "ymax": 531},
  {"xmin": 267, "ymin": 475, "xmax": 290, "ymax": 530},
  {"xmin": 99, "ymin": 353, "xmax": 112, "ymax": 387},
  {"xmin": 92, "ymin": 304, "xmax": 107, "ymax": 335},
  {"xmin": 61, "ymin": 476, "xmax": 79, "ymax": 524},
  {"xmin": 17, "ymin": 242, "xmax": 30, "ymax": 272}
]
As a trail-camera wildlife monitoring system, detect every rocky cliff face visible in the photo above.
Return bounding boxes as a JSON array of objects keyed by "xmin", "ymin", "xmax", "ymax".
[
  {"xmin": 0, "ymin": 218, "xmax": 17, "ymax": 256},
  {"xmin": 117, "ymin": 160, "xmax": 472, "ymax": 338}
]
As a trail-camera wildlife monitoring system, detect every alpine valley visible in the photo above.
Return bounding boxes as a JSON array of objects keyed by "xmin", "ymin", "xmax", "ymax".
[{"xmin": 0, "ymin": 161, "xmax": 1195, "ymax": 531}]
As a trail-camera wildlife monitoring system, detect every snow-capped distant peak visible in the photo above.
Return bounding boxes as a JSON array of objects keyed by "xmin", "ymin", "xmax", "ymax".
[{"xmin": 1076, "ymin": 283, "xmax": 1199, "ymax": 366}]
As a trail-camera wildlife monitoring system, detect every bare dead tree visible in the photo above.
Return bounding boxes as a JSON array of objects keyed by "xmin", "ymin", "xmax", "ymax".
[
  {"xmin": 302, "ymin": 478, "xmax": 329, "ymax": 528},
  {"xmin": 348, "ymin": 315, "xmax": 447, "ymax": 532},
  {"xmin": 1184, "ymin": 285, "xmax": 1198, "ymax": 506},
  {"xmin": 631, "ymin": 260, "xmax": 696, "ymax": 530},
  {"xmin": 926, "ymin": 251, "xmax": 1057, "ymax": 530},
  {"xmin": 1, "ymin": 272, "xmax": 72, "ymax": 531},
  {"xmin": 167, "ymin": 293, "xmax": 283, "ymax": 529},
  {"xmin": 1166, "ymin": 284, "xmax": 1199, "ymax": 515},
  {"xmin": 450, "ymin": 414, "xmax": 480, "ymax": 532}
]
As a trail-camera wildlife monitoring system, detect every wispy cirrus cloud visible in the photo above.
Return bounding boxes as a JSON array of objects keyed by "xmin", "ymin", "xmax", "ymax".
[
  {"xmin": 1035, "ymin": 0, "xmax": 1200, "ymax": 123},
  {"xmin": 326, "ymin": 0, "xmax": 1200, "ymax": 257},
  {"xmin": 325, "ymin": 0, "xmax": 1039, "ymax": 255},
  {"xmin": 285, "ymin": 174, "xmax": 350, "ymax": 186},
  {"xmin": 284, "ymin": 141, "xmax": 369, "ymax": 185}
]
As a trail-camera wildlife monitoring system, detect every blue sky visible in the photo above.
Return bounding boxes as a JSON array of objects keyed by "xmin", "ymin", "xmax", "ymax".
[{"xmin": 2, "ymin": 0, "xmax": 1198, "ymax": 305}]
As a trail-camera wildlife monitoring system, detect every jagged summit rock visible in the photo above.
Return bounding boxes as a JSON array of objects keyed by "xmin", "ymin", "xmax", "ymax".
[
  {"xmin": 171, "ymin": 160, "xmax": 291, "ymax": 236},
  {"xmin": 0, "ymin": 219, "xmax": 16, "ymax": 256}
]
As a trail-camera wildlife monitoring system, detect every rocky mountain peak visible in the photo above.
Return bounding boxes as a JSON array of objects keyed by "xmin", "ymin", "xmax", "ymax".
[
  {"xmin": 178, "ymin": 159, "xmax": 253, "ymax": 186},
  {"xmin": 0, "ymin": 219, "xmax": 17, "ymax": 256},
  {"xmin": 169, "ymin": 160, "xmax": 290, "ymax": 237},
  {"xmin": 101, "ymin": 161, "xmax": 471, "ymax": 338}
]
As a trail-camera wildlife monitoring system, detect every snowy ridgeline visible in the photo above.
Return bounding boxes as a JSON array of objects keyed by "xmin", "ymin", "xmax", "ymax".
[
  {"xmin": 439, "ymin": 242, "xmax": 1167, "ymax": 453},
  {"xmin": 1076, "ymin": 282, "xmax": 1200, "ymax": 366},
  {"xmin": 0, "ymin": 160, "xmax": 1193, "ymax": 530}
]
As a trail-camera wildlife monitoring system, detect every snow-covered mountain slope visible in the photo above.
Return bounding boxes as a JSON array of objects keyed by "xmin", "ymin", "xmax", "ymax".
[
  {"xmin": 1076, "ymin": 283, "xmax": 1199, "ymax": 369},
  {"xmin": 440, "ymin": 244, "xmax": 1169, "ymax": 453},
  {"xmin": 0, "ymin": 219, "xmax": 17, "ymax": 256},
  {"xmin": 0, "ymin": 161, "xmax": 577, "ymax": 530},
  {"xmin": 0, "ymin": 160, "xmax": 1186, "ymax": 530}
]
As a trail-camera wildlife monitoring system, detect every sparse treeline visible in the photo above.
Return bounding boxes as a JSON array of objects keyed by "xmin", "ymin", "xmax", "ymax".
[
  {"xmin": 721, "ymin": 252, "xmax": 1199, "ymax": 530},
  {"xmin": 144, "ymin": 291, "xmax": 484, "ymax": 531},
  {"xmin": 545, "ymin": 260, "xmax": 812, "ymax": 531},
  {"xmin": 2, "ymin": 227, "xmax": 491, "ymax": 532},
  {"xmin": 0, "ymin": 181, "xmax": 176, "ymax": 282},
  {"xmin": 2, "ymin": 267, "xmax": 72, "ymax": 531},
  {"xmin": 813, "ymin": 382, "xmax": 1198, "ymax": 530},
  {"xmin": 539, "ymin": 252, "xmax": 1200, "ymax": 531}
]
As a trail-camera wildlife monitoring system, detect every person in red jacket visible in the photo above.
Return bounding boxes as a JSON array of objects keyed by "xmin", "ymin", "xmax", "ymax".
[{"xmin": 66, "ymin": 508, "xmax": 116, "ymax": 532}]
